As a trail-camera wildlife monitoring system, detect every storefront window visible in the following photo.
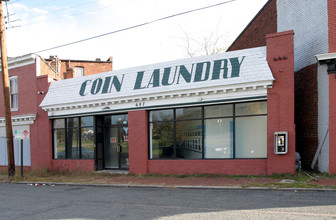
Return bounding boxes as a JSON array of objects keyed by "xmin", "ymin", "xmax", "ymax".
[
  {"xmin": 204, "ymin": 104, "xmax": 233, "ymax": 118},
  {"xmin": 149, "ymin": 109, "xmax": 174, "ymax": 122},
  {"xmin": 54, "ymin": 129, "xmax": 65, "ymax": 159},
  {"xmin": 150, "ymin": 122, "xmax": 174, "ymax": 159},
  {"xmin": 104, "ymin": 114, "xmax": 128, "ymax": 126},
  {"xmin": 53, "ymin": 116, "xmax": 95, "ymax": 159},
  {"xmin": 176, "ymin": 120, "xmax": 202, "ymax": 159},
  {"xmin": 149, "ymin": 101, "xmax": 267, "ymax": 160},
  {"xmin": 235, "ymin": 116, "xmax": 267, "ymax": 158},
  {"xmin": 176, "ymin": 107, "xmax": 202, "ymax": 120},
  {"xmin": 204, "ymin": 118, "xmax": 233, "ymax": 158}
]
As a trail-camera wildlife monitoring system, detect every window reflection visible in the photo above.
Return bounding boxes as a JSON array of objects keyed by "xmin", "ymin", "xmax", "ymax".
[
  {"xmin": 149, "ymin": 101, "xmax": 267, "ymax": 160},
  {"xmin": 53, "ymin": 116, "xmax": 95, "ymax": 159}
]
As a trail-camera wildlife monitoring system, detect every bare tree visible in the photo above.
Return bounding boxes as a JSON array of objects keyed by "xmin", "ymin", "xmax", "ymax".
[{"xmin": 177, "ymin": 24, "xmax": 230, "ymax": 57}]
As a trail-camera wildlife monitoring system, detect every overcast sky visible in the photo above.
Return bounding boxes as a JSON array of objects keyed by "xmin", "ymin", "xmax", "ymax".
[{"xmin": 5, "ymin": 0, "xmax": 268, "ymax": 70}]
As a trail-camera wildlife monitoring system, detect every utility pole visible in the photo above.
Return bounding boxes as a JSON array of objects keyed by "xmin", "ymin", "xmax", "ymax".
[{"xmin": 0, "ymin": 0, "xmax": 15, "ymax": 177}]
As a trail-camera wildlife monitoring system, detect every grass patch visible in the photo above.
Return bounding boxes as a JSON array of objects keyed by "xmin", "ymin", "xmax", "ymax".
[{"xmin": 0, "ymin": 169, "xmax": 335, "ymax": 189}]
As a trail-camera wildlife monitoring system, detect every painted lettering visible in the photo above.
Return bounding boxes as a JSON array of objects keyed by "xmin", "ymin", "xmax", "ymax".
[
  {"xmin": 91, "ymin": 78, "xmax": 103, "ymax": 95},
  {"xmin": 79, "ymin": 79, "xmax": 91, "ymax": 96},
  {"xmin": 194, "ymin": 62, "xmax": 210, "ymax": 82},
  {"xmin": 212, "ymin": 59, "xmax": 228, "ymax": 79},
  {"xmin": 79, "ymin": 56, "xmax": 246, "ymax": 96},
  {"xmin": 134, "ymin": 71, "xmax": 146, "ymax": 90},
  {"xmin": 147, "ymin": 69, "xmax": 160, "ymax": 88},
  {"xmin": 161, "ymin": 67, "xmax": 177, "ymax": 86},
  {"xmin": 177, "ymin": 64, "xmax": 194, "ymax": 84},
  {"xmin": 230, "ymin": 56, "xmax": 245, "ymax": 78},
  {"xmin": 111, "ymin": 75, "xmax": 124, "ymax": 92}
]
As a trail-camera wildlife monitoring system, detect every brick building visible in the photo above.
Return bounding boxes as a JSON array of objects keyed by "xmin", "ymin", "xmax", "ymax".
[
  {"xmin": 5, "ymin": 0, "xmax": 334, "ymax": 175},
  {"xmin": 228, "ymin": 0, "xmax": 334, "ymax": 173},
  {"xmin": 40, "ymin": 31, "xmax": 296, "ymax": 175},
  {"xmin": 45, "ymin": 56, "xmax": 113, "ymax": 80},
  {"xmin": 0, "ymin": 55, "xmax": 112, "ymax": 171}
]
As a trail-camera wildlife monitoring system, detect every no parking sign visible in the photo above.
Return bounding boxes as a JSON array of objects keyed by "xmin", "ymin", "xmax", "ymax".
[
  {"xmin": 22, "ymin": 130, "xmax": 29, "ymax": 140},
  {"xmin": 14, "ymin": 129, "xmax": 30, "ymax": 140}
]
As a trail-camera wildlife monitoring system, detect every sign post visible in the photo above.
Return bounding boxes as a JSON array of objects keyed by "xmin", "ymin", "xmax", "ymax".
[{"xmin": 20, "ymin": 139, "xmax": 23, "ymax": 177}]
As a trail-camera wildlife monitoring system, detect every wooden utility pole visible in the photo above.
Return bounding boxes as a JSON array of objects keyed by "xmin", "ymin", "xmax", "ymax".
[{"xmin": 0, "ymin": 0, "xmax": 15, "ymax": 177}]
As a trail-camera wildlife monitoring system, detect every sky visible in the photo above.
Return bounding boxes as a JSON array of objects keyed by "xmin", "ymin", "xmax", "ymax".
[{"xmin": 4, "ymin": 0, "xmax": 268, "ymax": 70}]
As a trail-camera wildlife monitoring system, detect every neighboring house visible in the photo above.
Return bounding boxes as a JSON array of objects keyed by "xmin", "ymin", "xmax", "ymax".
[
  {"xmin": 228, "ymin": 0, "xmax": 335, "ymax": 174},
  {"xmin": 0, "ymin": 54, "xmax": 113, "ymax": 170},
  {"xmin": 45, "ymin": 56, "xmax": 113, "ymax": 80}
]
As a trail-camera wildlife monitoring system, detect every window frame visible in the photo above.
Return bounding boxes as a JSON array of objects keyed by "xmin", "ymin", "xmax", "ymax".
[
  {"xmin": 9, "ymin": 76, "xmax": 18, "ymax": 111},
  {"xmin": 52, "ymin": 116, "xmax": 95, "ymax": 160},
  {"xmin": 148, "ymin": 101, "xmax": 267, "ymax": 160},
  {"xmin": 74, "ymin": 66, "xmax": 84, "ymax": 78}
]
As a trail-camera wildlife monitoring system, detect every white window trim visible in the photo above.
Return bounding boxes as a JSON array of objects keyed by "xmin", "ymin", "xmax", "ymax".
[
  {"xmin": 9, "ymin": 76, "xmax": 18, "ymax": 112},
  {"xmin": 74, "ymin": 67, "xmax": 84, "ymax": 78}
]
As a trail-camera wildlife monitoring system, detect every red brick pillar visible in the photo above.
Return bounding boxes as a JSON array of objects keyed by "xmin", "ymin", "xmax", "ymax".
[
  {"xmin": 266, "ymin": 30, "xmax": 296, "ymax": 174},
  {"xmin": 328, "ymin": 0, "xmax": 336, "ymax": 174},
  {"xmin": 128, "ymin": 110, "xmax": 148, "ymax": 174},
  {"xmin": 31, "ymin": 75, "xmax": 53, "ymax": 170}
]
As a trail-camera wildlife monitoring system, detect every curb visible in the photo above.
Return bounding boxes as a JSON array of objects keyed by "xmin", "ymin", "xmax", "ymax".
[{"xmin": 5, "ymin": 181, "xmax": 336, "ymax": 192}]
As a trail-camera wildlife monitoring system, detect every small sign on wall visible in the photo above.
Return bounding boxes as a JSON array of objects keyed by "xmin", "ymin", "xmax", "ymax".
[
  {"xmin": 110, "ymin": 137, "xmax": 117, "ymax": 143},
  {"xmin": 14, "ymin": 129, "xmax": 30, "ymax": 140}
]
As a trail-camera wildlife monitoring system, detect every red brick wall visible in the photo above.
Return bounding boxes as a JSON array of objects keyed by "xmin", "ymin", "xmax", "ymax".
[
  {"xmin": 294, "ymin": 64, "xmax": 318, "ymax": 169},
  {"xmin": 40, "ymin": 59, "xmax": 57, "ymax": 78},
  {"xmin": 148, "ymin": 160, "xmax": 267, "ymax": 175},
  {"xmin": 51, "ymin": 160, "xmax": 94, "ymax": 172},
  {"xmin": 227, "ymin": 0, "xmax": 276, "ymax": 51},
  {"xmin": 60, "ymin": 60, "xmax": 112, "ymax": 79},
  {"xmin": 0, "ymin": 63, "xmax": 37, "ymax": 116},
  {"xmin": 329, "ymin": 75, "xmax": 336, "ymax": 173},
  {"xmin": 329, "ymin": 0, "xmax": 336, "ymax": 52},
  {"xmin": 266, "ymin": 30, "xmax": 296, "ymax": 174},
  {"xmin": 128, "ymin": 110, "xmax": 148, "ymax": 174},
  {"xmin": 30, "ymin": 75, "xmax": 53, "ymax": 170},
  {"xmin": 328, "ymin": 0, "xmax": 336, "ymax": 174}
]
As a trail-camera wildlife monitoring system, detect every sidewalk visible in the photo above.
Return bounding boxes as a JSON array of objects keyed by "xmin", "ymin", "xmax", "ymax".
[{"xmin": 1, "ymin": 171, "xmax": 336, "ymax": 191}]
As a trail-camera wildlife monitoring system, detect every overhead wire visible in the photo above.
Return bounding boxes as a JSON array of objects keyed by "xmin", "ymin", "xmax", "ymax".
[{"xmin": 32, "ymin": 0, "xmax": 236, "ymax": 54}]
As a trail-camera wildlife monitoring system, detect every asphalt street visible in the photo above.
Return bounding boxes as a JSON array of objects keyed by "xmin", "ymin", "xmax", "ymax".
[{"xmin": 0, "ymin": 183, "xmax": 336, "ymax": 219}]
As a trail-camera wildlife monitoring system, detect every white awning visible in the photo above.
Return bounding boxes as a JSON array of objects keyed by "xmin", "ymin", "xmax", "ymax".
[{"xmin": 40, "ymin": 46, "xmax": 274, "ymax": 117}]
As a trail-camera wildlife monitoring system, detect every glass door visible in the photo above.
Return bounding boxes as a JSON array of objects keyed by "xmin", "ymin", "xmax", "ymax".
[
  {"xmin": 103, "ymin": 114, "xmax": 129, "ymax": 169},
  {"xmin": 119, "ymin": 126, "xmax": 129, "ymax": 169},
  {"xmin": 104, "ymin": 127, "xmax": 120, "ymax": 168}
]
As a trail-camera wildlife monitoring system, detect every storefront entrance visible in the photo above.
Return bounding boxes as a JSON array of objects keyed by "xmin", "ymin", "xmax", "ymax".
[
  {"xmin": 96, "ymin": 114, "xmax": 128, "ymax": 170},
  {"xmin": 104, "ymin": 127, "xmax": 129, "ymax": 169}
]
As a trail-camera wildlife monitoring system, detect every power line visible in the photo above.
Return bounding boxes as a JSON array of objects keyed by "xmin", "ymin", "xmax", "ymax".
[{"xmin": 33, "ymin": 0, "xmax": 235, "ymax": 54}]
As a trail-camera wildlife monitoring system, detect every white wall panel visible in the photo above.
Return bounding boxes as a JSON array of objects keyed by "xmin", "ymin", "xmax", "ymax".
[
  {"xmin": 317, "ymin": 64, "xmax": 329, "ymax": 172},
  {"xmin": 277, "ymin": 0, "xmax": 328, "ymax": 71}
]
